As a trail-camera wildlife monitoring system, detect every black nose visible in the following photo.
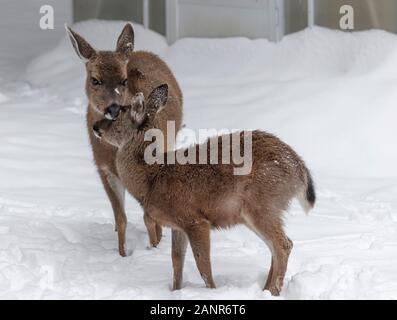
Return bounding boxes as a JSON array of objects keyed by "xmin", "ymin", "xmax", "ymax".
[{"xmin": 105, "ymin": 103, "xmax": 122, "ymax": 120}]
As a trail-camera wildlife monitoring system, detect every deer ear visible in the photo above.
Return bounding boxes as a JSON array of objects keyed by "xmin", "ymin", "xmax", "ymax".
[
  {"xmin": 116, "ymin": 23, "xmax": 135, "ymax": 54},
  {"xmin": 65, "ymin": 25, "xmax": 96, "ymax": 62},
  {"xmin": 148, "ymin": 84, "xmax": 169, "ymax": 113}
]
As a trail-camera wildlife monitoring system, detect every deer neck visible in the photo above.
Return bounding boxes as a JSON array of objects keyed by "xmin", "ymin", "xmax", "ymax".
[{"xmin": 116, "ymin": 134, "xmax": 157, "ymax": 202}]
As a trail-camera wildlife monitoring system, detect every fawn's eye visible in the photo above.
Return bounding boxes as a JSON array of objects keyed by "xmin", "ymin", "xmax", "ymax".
[
  {"xmin": 91, "ymin": 77, "xmax": 102, "ymax": 86},
  {"xmin": 120, "ymin": 79, "xmax": 128, "ymax": 86}
]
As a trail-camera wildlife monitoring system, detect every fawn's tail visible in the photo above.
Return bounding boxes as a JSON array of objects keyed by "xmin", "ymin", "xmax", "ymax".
[{"xmin": 298, "ymin": 168, "xmax": 316, "ymax": 214}]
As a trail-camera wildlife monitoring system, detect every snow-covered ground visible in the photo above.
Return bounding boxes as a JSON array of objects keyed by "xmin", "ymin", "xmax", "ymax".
[{"xmin": 1, "ymin": 20, "xmax": 397, "ymax": 299}]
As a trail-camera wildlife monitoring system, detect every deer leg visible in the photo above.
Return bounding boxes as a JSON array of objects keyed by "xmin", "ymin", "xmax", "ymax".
[
  {"xmin": 143, "ymin": 212, "xmax": 161, "ymax": 247},
  {"xmin": 99, "ymin": 169, "xmax": 127, "ymax": 257},
  {"xmin": 264, "ymin": 258, "xmax": 274, "ymax": 289},
  {"xmin": 244, "ymin": 213, "xmax": 292, "ymax": 296},
  {"xmin": 186, "ymin": 221, "xmax": 216, "ymax": 289},
  {"xmin": 156, "ymin": 222, "xmax": 163, "ymax": 245},
  {"xmin": 264, "ymin": 235, "xmax": 293, "ymax": 296},
  {"xmin": 172, "ymin": 229, "xmax": 188, "ymax": 290}
]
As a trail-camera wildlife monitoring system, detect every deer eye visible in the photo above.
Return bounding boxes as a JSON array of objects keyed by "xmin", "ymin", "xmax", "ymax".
[
  {"xmin": 120, "ymin": 79, "xmax": 128, "ymax": 86},
  {"xmin": 91, "ymin": 77, "xmax": 102, "ymax": 86}
]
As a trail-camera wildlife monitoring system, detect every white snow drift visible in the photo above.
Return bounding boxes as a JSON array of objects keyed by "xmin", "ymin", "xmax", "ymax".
[{"xmin": 0, "ymin": 20, "xmax": 396, "ymax": 299}]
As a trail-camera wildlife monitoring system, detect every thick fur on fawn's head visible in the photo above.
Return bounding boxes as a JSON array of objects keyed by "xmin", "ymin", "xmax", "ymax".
[
  {"xmin": 92, "ymin": 84, "xmax": 169, "ymax": 147},
  {"xmin": 66, "ymin": 23, "xmax": 135, "ymax": 116}
]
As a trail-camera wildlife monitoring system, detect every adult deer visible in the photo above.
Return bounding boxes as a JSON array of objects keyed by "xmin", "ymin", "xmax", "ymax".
[{"xmin": 66, "ymin": 24, "xmax": 183, "ymax": 256}]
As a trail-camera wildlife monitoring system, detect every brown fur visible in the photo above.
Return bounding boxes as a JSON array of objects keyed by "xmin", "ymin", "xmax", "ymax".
[
  {"xmin": 66, "ymin": 24, "xmax": 183, "ymax": 256},
  {"xmin": 127, "ymin": 51, "xmax": 183, "ymax": 137},
  {"xmin": 93, "ymin": 85, "xmax": 315, "ymax": 296}
]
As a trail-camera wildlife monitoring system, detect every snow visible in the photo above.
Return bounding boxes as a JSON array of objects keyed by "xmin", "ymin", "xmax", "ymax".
[
  {"xmin": 1, "ymin": 20, "xmax": 397, "ymax": 299},
  {"xmin": 0, "ymin": 92, "xmax": 8, "ymax": 103}
]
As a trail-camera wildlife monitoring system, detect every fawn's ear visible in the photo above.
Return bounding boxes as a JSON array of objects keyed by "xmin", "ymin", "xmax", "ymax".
[
  {"xmin": 116, "ymin": 23, "xmax": 134, "ymax": 54},
  {"xmin": 65, "ymin": 25, "xmax": 96, "ymax": 62},
  {"xmin": 147, "ymin": 84, "xmax": 169, "ymax": 113}
]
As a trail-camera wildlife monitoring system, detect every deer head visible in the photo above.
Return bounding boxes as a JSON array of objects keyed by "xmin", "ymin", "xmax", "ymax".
[
  {"xmin": 93, "ymin": 84, "xmax": 169, "ymax": 147},
  {"xmin": 66, "ymin": 23, "xmax": 135, "ymax": 118}
]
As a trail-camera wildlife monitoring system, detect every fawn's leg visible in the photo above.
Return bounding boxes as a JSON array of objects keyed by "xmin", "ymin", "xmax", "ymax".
[
  {"xmin": 264, "ymin": 258, "xmax": 274, "ymax": 289},
  {"xmin": 186, "ymin": 221, "xmax": 216, "ymax": 289},
  {"xmin": 143, "ymin": 212, "xmax": 161, "ymax": 247},
  {"xmin": 172, "ymin": 229, "xmax": 188, "ymax": 290},
  {"xmin": 244, "ymin": 213, "xmax": 293, "ymax": 296},
  {"xmin": 265, "ymin": 235, "xmax": 293, "ymax": 296},
  {"xmin": 99, "ymin": 169, "xmax": 127, "ymax": 257}
]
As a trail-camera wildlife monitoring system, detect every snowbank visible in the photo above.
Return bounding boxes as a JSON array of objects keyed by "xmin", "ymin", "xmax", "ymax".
[
  {"xmin": 24, "ymin": 26, "xmax": 397, "ymax": 178},
  {"xmin": 167, "ymin": 27, "xmax": 397, "ymax": 79},
  {"xmin": 25, "ymin": 20, "xmax": 168, "ymax": 98},
  {"xmin": 167, "ymin": 28, "xmax": 397, "ymax": 179}
]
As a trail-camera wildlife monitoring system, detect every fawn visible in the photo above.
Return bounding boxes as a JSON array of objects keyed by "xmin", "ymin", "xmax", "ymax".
[
  {"xmin": 66, "ymin": 23, "xmax": 183, "ymax": 256},
  {"xmin": 92, "ymin": 84, "xmax": 315, "ymax": 296}
]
